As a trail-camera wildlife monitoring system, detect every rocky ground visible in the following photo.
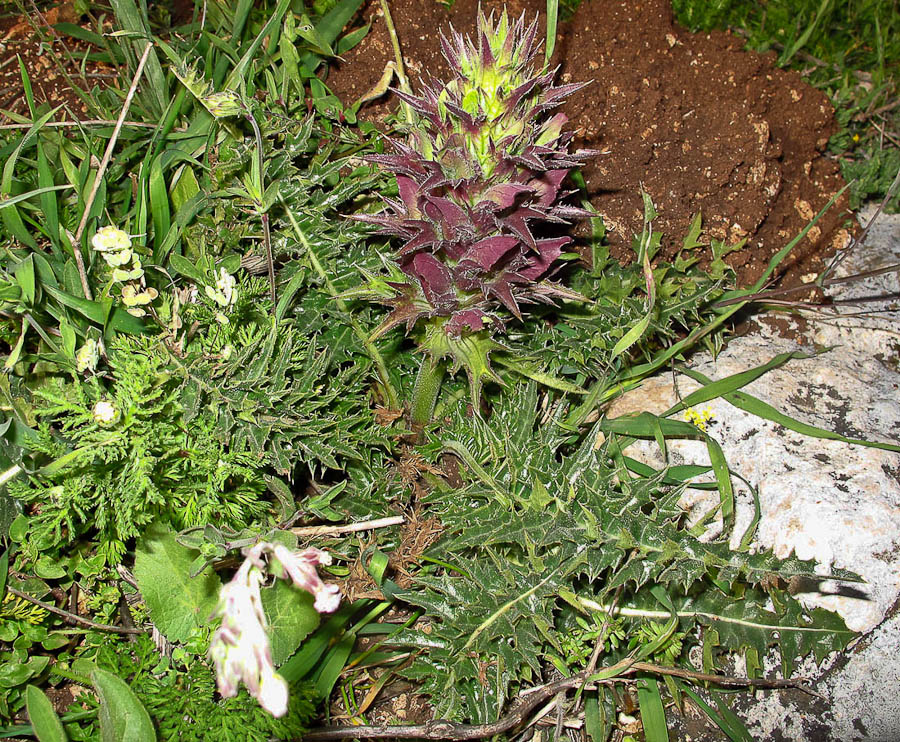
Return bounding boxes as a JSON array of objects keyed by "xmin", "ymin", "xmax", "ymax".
[{"xmin": 610, "ymin": 204, "xmax": 900, "ymax": 740}]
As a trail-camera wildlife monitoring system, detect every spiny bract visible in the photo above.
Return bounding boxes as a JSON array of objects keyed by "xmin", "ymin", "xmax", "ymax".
[{"xmin": 359, "ymin": 9, "xmax": 595, "ymax": 395}]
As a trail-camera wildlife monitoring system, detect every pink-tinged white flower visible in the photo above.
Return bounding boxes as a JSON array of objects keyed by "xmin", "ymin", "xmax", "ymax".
[
  {"xmin": 270, "ymin": 544, "xmax": 342, "ymax": 614},
  {"xmin": 209, "ymin": 541, "xmax": 341, "ymax": 717}
]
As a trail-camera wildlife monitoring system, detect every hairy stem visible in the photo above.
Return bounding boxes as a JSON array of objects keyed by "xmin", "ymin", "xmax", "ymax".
[
  {"xmin": 245, "ymin": 110, "xmax": 276, "ymax": 308},
  {"xmin": 410, "ymin": 355, "xmax": 445, "ymax": 426},
  {"xmin": 378, "ymin": 0, "xmax": 414, "ymax": 124},
  {"xmin": 280, "ymin": 197, "xmax": 400, "ymax": 410}
]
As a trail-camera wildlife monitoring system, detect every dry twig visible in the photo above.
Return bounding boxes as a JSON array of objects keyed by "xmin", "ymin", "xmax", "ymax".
[
  {"xmin": 7, "ymin": 586, "xmax": 145, "ymax": 635},
  {"xmin": 71, "ymin": 42, "xmax": 153, "ymax": 301},
  {"xmin": 303, "ymin": 658, "xmax": 819, "ymax": 740}
]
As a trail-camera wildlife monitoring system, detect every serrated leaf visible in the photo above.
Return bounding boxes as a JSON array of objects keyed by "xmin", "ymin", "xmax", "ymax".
[
  {"xmin": 260, "ymin": 580, "xmax": 321, "ymax": 665},
  {"xmin": 133, "ymin": 522, "xmax": 220, "ymax": 643}
]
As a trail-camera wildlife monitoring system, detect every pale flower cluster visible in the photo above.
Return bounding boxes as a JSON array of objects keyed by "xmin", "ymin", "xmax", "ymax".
[
  {"xmin": 209, "ymin": 542, "xmax": 340, "ymax": 717},
  {"xmin": 92, "ymin": 399, "xmax": 118, "ymax": 425},
  {"xmin": 75, "ymin": 338, "xmax": 99, "ymax": 374},
  {"xmin": 91, "ymin": 226, "xmax": 158, "ymax": 316},
  {"xmin": 206, "ymin": 267, "xmax": 238, "ymax": 324}
]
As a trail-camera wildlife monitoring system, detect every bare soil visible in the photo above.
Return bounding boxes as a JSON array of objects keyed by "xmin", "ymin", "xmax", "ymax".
[
  {"xmin": 325, "ymin": 0, "xmax": 857, "ymax": 288},
  {"xmin": 0, "ymin": 1, "xmax": 106, "ymax": 118}
]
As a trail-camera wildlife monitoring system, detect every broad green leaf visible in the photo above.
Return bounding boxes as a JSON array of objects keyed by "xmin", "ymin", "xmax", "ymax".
[
  {"xmin": 25, "ymin": 685, "xmax": 67, "ymax": 742},
  {"xmin": 91, "ymin": 668, "xmax": 155, "ymax": 742},
  {"xmin": 133, "ymin": 523, "xmax": 220, "ymax": 643},
  {"xmin": 170, "ymin": 165, "xmax": 200, "ymax": 212},
  {"xmin": 167, "ymin": 253, "xmax": 207, "ymax": 285},
  {"xmin": 636, "ymin": 678, "xmax": 668, "ymax": 742},
  {"xmin": 13, "ymin": 255, "xmax": 35, "ymax": 306},
  {"xmin": 42, "ymin": 285, "xmax": 147, "ymax": 335},
  {"xmin": 260, "ymin": 580, "xmax": 320, "ymax": 665}
]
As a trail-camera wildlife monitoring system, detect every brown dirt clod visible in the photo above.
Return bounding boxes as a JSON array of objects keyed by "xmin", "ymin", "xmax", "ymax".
[{"xmin": 325, "ymin": 0, "xmax": 857, "ymax": 288}]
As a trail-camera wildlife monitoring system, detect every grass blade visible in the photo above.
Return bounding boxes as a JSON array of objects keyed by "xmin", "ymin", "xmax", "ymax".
[
  {"xmin": 226, "ymin": 0, "xmax": 292, "ymax": 92},
  {"xmin": 545, "ymin": 0, "xmax": 559, "ymax": 65},
  {"xmin": 664, "ymin": 351, "xmax": 811, "ymax": 417},
  {"xmin": 0, "ymin": 185, "xmax": 72, "ymax": 211},
  {"xmin": 678, "ymin": 683, "xmax": 753, "ymax": 742},
  {"xmin": 17, "ymin": 57, "xmax": 35, "ymax": 116},
  {"xmin": 108, "ymin": 0, "xmax": 167, "ymax": 117},
  {"xmin": 149, "ymin": 157, "xmax": 171, "ymax": 252},
  {"xmin": 636, "ymin": 677, "xmax": 669, "ymax": 742},
  {"xmin": 678, "ymin": 365, "xmax": 900, "ymax": 453}
]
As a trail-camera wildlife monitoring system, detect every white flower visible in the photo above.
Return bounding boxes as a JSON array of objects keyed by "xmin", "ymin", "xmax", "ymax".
[
  {"xmin": 91, "ymin": 226, "xmax": 132, "ymax": 253},
  {"xmin": 75, "ymin": 339, "xmax": 99, "ymax": 373},
  {"xmin": 205, "ymin": 268, "xmax": 237, "ymax": 308},
  {"xmin": 258, "ymin": 668, "xmax": 289, "ymax": 717},
  {"xmin": 92, "ymin": 400, "xmax": 118, "ymax": 424}
]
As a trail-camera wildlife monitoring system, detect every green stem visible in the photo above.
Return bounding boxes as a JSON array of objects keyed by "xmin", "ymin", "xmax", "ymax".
[
  {"xmin": 379, "ymin": 0, "xmax": 414, "ymax": 124},
  {"xmin": 410, "ymin": 356, "xmax": 445, "ymax": 426},
  {"xmin": 245, "ymin": 109, "xmax": 276, "ymax": 309},
  {"xmin": 280, "ymin": 197, "xmax": 400, "ymax": 410}
]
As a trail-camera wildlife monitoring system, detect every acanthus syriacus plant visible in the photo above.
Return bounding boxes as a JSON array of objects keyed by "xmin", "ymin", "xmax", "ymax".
[{"xmin": 356, "ymin": 9, "xmax": 595, "ymax": 422}]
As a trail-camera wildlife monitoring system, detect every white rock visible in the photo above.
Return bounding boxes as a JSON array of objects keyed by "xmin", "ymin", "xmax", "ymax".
[{"xmin": 609, "ymin": 207, "xmax": 900, "ymax": 737}]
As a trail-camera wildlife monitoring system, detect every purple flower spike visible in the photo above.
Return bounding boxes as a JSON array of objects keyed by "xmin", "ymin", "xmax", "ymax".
[{"xmin": 361, "ymin": 8, "xmax": 594, "ymax": 396}]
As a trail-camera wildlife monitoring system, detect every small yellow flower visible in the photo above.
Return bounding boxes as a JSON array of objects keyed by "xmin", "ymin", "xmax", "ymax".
[
  {"xmin": 121, "ymin": 284, "xmax": 158, "ymax": 307},
  {"xmin": 102, "ymin": 248, "xmax": 133, "ymax": 268},
  {"xmin": 683, "ymin": 406, "xmax": 714, "ymax": 432},
  {"xmin": 92, "ymin": 400, "xmax": 118, "ymax": 425},
  {"xmin": 112, "ymin": 261, "xmax": 145, "ymax": 283},
  {"xmin": 91, "ymin": 226, "xmax": 132, "ymax": 253}
]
